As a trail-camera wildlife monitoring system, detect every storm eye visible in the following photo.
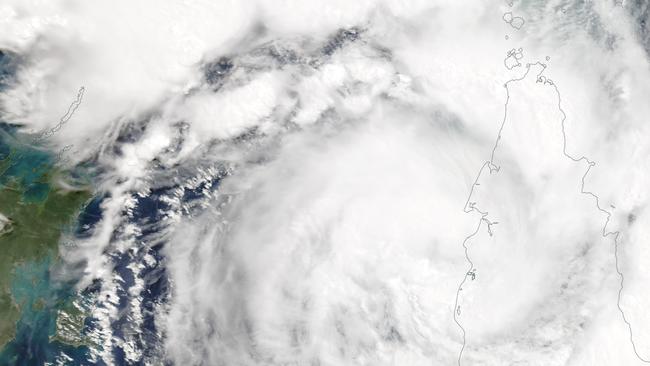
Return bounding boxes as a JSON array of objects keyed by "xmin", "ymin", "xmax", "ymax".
[{"xmin": 204, "ymin": 57, "xmax": 234, "ymax": 87}]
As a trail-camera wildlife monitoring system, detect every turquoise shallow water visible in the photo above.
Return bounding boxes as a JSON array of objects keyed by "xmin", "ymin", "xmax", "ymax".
[
  {"xmin": 0, "ymin": 258, "xmax": 92, "ymax": 365},
  {"xmin": 0, "ymin": 126, "xmax": 95, "ymax": 365},
  {"xmin": 0, "ymin": 126, "xmax": 52, "ymax": 203}
]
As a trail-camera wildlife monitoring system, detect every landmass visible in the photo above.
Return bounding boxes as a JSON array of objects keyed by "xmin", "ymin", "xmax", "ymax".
[
  {"xmin": 503, "ymin": 12, "xmax": 525, "ymax": 30},
  {"xmin": 0, "ymin": 147, "xmax": 91, "ymax": 348},
  {"xmin": 504, "ymin": 48, "xmax": 524, "ymax": 69},
  {"xmin": 50, "ymin": 299, "xmax": 92, "ymax": 348}
]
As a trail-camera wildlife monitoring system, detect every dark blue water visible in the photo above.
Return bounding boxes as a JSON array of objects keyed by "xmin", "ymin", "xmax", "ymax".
[
  {"xmin": 105, "ymin": 167, "xmax": 224, "ymax": 364},
  {"xmin": 109, "ymin": 186, "xmax": 174, "ymax": 365},
  {"xmin": 1, "ymin": 44, "xmax": 223, "ymax": 361}
]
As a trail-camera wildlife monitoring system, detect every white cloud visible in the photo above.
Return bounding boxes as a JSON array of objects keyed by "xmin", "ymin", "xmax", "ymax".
[
  {"xmin": 3, "ymin": 0, "xmax": 650, "ymax": 364},
  {"xmin": 164, "ymin": 106, "xmax": 481, "ymax": 365}
]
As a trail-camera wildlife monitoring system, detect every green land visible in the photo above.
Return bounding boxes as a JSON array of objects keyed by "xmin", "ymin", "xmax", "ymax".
[{"xmin": 0, "ymin": 157, "xmax": 91, "ymax": 348}]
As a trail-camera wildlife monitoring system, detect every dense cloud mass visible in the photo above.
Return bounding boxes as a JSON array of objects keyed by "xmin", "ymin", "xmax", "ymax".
[{"xmin": 1, "ymin": 0, "xmax": 650, "ymax": 365}]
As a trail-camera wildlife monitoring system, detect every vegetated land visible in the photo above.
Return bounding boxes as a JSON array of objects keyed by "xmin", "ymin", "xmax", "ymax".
[{"xmin": 0, "ymin": 152, "xmax": 91, "ymax": 348}]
